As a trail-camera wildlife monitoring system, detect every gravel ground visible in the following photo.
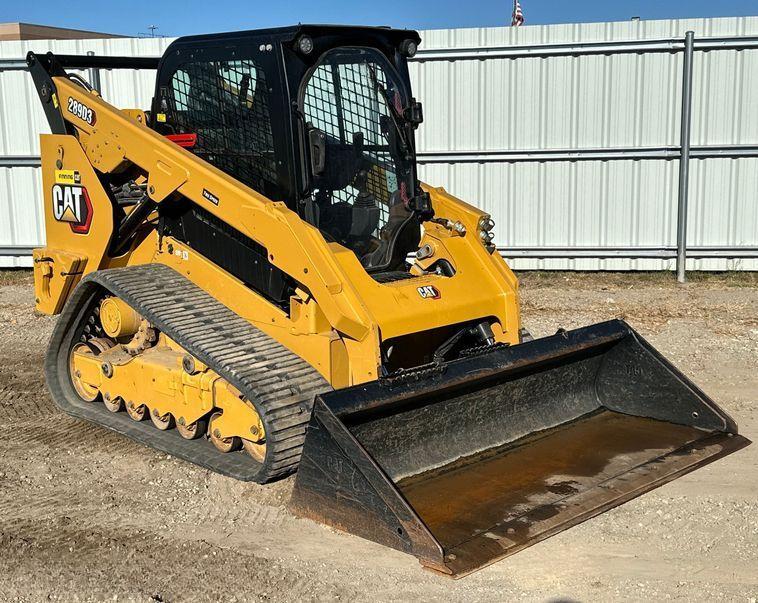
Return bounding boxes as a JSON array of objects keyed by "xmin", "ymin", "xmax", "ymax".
[{"xmin": 0, "ymin": 270, "xmax": 756, "ymax": 602}]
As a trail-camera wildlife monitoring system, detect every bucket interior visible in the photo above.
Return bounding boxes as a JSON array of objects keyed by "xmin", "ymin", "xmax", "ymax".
[
  {"xmin": 342, "ymin": 336, "xmax": 736, "ymax": 573},
  {"xmin": 394, "ymin": 410, "xmax": 703, "ymax": 551},
  {"xmin": 291, "ymin": 325, "xmax": 746, "ymax": 577}
]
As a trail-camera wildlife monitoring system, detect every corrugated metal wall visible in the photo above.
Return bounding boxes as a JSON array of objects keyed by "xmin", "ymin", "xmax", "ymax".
[
  {"xmin": 1, "ymin": 17, "xmax": 757, "ymax": 269},
  {"xmin": 0, "ymin": 37, "xmax": 173, "ymax": 267},
  {"xmin": 411, "ymin": 17, "xmax": 758, "ymax": 270}
]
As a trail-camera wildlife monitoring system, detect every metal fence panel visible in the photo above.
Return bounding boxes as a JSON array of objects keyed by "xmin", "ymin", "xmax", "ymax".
[
  {"xmin": 1, "ymin": 18, "xmax": 758, "ymax": 270},
  {"xmin": 0, "ymin": 166, "xmax": 44, "ymax": 266},
  {"xmin": 0, "ymin": 37, "xmax": 172, "ymax": 267},
  {"xmin": 411, "ymin": 16, "xmax": 758, "ymax": 270}
]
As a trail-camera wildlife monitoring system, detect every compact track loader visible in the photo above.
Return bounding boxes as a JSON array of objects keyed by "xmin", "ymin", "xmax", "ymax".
[{"xmin": 28, "ymin": 25, "xmax": 748, "ymax": 577}]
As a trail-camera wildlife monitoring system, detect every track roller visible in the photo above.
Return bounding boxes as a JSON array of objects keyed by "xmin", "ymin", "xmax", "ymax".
[
  {"xmin": 151, "ymin": 410, "xmax": 174, "ymax": 431},
  {"xmin": 209, "ymin": 412, "xmax": 242, "ymax": 453},
  {"xmin": 126, "ymin": 401, "xmax": 148, "ymax": 421},
  {"xmin": 176, "ymin": 416, "xmax": 208, "ymax": 440},
  {"xmin": 103, "ymin": 393, "xmax": 124, "ymax": 413}
]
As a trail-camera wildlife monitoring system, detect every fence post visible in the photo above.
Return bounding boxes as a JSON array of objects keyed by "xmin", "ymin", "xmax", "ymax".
[
  {"xmin": 86, "ymin": 50, "xmax": 102, "ymax": 93},
  {"xmin": 676, "ymin": 31, "xmax": 695, "ymax": 283}
]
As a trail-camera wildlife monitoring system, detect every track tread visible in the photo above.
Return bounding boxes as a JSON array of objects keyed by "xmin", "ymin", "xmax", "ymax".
[{"xmin": 45, "ymin": 264, "xmax": 332, "ymax": 482}]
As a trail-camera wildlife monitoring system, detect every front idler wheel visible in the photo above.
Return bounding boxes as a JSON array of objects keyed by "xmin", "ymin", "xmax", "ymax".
[
  {"xmin": 69, "ymin": 342, "xmax": 99, "ymax": 402},
  {"xmin": 242, "ymin": 400, "xmax": 266, "ymax": 462},
  {"xmin": 243, "ymin": 439, "xmax": 266, "ymax": 463}
]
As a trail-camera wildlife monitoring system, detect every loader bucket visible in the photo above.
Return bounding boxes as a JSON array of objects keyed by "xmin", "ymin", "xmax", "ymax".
[{"xmin": 289, "ymin": 320, "xmax": 749, "ymax": 577}]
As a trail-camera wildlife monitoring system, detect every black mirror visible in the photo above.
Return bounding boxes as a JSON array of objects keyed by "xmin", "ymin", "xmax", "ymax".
[{"xmin": 308, "ymin": 126, "xmax": 326, "ymax": 175}]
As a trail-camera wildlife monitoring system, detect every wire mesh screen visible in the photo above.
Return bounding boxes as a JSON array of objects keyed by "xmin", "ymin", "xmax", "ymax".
[
  {"xmin": 303, "ymin": 57, "xmax": 406, "ymax": 226},
  {"xmin": 168, "ymin": 59, "xmax": 277, "ymax": 195}
]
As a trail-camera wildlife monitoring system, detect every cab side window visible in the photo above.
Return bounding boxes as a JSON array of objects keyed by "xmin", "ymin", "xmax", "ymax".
[{"xmin": 166, "ymin": 59, "xmax": 278, "ymax": 197}]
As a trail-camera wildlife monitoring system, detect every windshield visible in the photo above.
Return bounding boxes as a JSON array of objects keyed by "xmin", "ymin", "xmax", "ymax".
[{"xmin": 301, "ymin": 47, "xmax": 420, "ymax": 271}]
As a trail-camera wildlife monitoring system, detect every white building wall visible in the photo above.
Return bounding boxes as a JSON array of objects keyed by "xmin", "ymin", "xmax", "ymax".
[
  {"xmin": 0, "ymin": 37, "xmax": 172, "ymax": 267},
  {"xmin": 1, "ymin": 17, "xmax": 757, "ymax": 269},
  {"xmin": 411, "ymin": 16, "xmax": 758, "ymax": 270}
]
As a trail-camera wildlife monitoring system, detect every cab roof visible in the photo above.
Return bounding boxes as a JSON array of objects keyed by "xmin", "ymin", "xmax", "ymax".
[{"xmin": 165, "ymin": 24, "xmax": 421, "ymax": 55}]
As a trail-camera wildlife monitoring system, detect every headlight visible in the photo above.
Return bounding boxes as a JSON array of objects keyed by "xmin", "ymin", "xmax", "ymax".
[
  {"xmin": 297, "ymin": 35, "xmax": 314, "ymax": 55},
  {"xmin": 478, "ymin": 215, "xmax": 495, "ymax": 232},
  {"xmin": 399, "ymin": 39, "xmax": 418, "ymax": 58},
  {"xmin": 479, "ymin": 230, "xmax": 495, "ymax": 243},
  {"xmin": 477, "ymin": 215, "xmax": 496, "ymax": 252}
]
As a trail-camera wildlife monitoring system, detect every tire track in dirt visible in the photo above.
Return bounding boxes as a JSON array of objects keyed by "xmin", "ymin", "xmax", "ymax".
[
  {"xmin": 0, "ymin": 352, "xmax": 56, "ymax": 421},
  {"xmin": 2, "ymin": 273, "xmax": 756, "ymax": 602},
  {"xmin": 0, "ymin": 289, "xmax": 57, "ymax": 423},
  {"xmin": 0, "ymin": 417, "xmax": 135, "ymax": 455},
  {"xmin": 0, "ymin": 522, "xmax": 360, "ymax": 603},
  {"xmin": 0, "ymin": 385, "xmax": 57, "ymax": 422}
]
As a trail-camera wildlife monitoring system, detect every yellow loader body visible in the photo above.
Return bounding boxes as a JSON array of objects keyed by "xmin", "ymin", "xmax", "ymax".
[{"xmin": 26, "ymin": 25, "xmax": 748, "ymax": 577}]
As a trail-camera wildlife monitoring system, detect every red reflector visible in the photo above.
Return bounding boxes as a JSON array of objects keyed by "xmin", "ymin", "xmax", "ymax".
[{"xmin": 165, "ymin": 133, "xmax": 197, "ymax": 148}]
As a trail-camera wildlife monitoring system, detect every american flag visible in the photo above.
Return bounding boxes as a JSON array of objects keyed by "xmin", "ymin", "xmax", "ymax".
[{"xmin": 511, "ymin": 0, "xmax": 525, "ymax": 26}]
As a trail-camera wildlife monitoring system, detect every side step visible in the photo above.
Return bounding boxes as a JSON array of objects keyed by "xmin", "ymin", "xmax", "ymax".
[{"xmin": 45, "ymin": 263, "xmax": 330, "ymax": 482}]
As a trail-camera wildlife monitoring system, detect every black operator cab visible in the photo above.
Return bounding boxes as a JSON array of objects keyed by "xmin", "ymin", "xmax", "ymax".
[{"xmin": 150, "ymin": 25, "xmax": 430, "ymax": 277}]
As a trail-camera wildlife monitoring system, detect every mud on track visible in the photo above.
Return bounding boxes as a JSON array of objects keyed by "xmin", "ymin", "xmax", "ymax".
[{"xmin": 1, "ymin": 270, "xmax": 756, "ymax": 602}]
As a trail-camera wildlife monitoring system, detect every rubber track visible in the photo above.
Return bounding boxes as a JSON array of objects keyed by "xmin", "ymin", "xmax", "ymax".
[{"xmin": 45, "ymin": 263, "xmax": 331, "ymax": 482}]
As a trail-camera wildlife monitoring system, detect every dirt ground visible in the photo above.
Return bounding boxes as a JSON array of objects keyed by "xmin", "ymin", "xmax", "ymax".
[{"xmin": 0, "ymin": 270, "xmax": 756, "ymax": 602}]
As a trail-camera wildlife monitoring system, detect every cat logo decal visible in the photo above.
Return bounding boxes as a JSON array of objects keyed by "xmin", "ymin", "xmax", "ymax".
[
  {"xmin": 417, "ymin": 285, "xmax": 440, "ymax": 300},
  {"xmin": 52, "ymin": 177, "xmax": 93, "ymax": 234}
]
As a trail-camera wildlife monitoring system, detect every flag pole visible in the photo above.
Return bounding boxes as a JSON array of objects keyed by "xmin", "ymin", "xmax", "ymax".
[{"xmin": 511, "ymin": 0, "xmax": 524, "ymax": 27}]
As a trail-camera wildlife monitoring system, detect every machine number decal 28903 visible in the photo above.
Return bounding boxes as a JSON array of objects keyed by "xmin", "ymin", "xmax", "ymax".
[{"xmin": 67, "ymin": 97, "xmax": 96, "ymax": 126}]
